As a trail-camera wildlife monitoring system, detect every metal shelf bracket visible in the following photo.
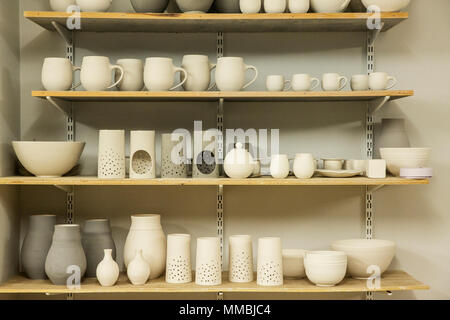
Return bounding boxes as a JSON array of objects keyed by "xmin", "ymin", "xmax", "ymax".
[
  {"xmin": 54, "ymin": 185, "xmax": 74, "ymax": 193},
  {"xmin": 368, "ymin": 185, "xmax": 384, "ymax": 193},
  {"xmin": 46, "ymin": 96, "xmax": 71, "ymax": 117},
  {"xmin": 369, "ymin": 96, "xmax": 390, "ymax": 116},
  {"xmin": 51, "ymin": 21, "xmax": 73, "ymax": 46},
  {"xmin": 368, "ymin": 22, "xmax": 384, "ymax": 47}
]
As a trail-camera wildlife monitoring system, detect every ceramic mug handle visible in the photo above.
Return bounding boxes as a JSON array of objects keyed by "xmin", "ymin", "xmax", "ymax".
[
  {"xmin": 283, "ymin": 80, "xmax": 292, "ymax": 91},
  {"xmin": 386, "ymin": 76, "xmax": 397, "ymax": 90},
  {"xmin": 310, "ymin": 77, "xmax": 320, "ymax": 91},
  {"xmin": 170, "ymin": 67, "xmax": 188, "ymax": 91},
  {"xmin": 338, "ymin": 76, "xmax": 348, "ymax": 91},
  {"xmin": 107, "ymin": 65, "xmax": 124, "ymax": 89},
  {"xmin": 71, "ymin": 66, "xmax": 81, "ymax": 89},
  {"xmin": 242, "ymin": 65, "xmax": 258, "ymax": 90},
  {"xmin": 207, "ymin": 63, "xmax": 217, "ymax": 91}
]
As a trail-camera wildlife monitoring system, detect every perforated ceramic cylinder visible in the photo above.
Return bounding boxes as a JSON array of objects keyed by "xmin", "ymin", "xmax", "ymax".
[
  {"xmin": 166, "ymin": 234, "xmax": 192, "ymax": 284},
  {"xmin": 229, "ymin": 235, "xmax": 254, "ymax": 283},
  {"xmin": 161, "ymin": 133, "xmax": 188, "ymax": 178},
  {"xmin": 130, "ymin": 131, "xmax": 156, "ymax": 179},
  {"xmin": 98, "ymin": 130, "xmax": 125, "ymax": 179},
  {"xmin": 193, "ymin": 131, "xmax": 219, "ymax": 178},
  {"xmin": 195, "ymin": 237, "xmax": 222, "ymax": 286},
  {"xmin": 257, "ymin": 237, "xmax": 283, "ymax": 286}
]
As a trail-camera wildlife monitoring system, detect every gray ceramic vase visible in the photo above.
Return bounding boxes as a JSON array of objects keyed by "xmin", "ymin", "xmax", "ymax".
[
  {"xmin": 161, "ymin": 133, "xmax": 188, "ymax": 178},
  {"xmin": 82, "ymin": 219, "xmax": 116, "ymax": 278},
  {"xmin": 21, "ymin": 215, "xmax": 57, "ymax": 279},
  {"xmin": 176, "ymin": 0, "xmax": 214, "ymax": 12},
  {"xmin": 130, "ymin": 0, "xmax": 169, "ymax": 12},
  {"xmin": 45, "ymin": 224, "xmax": 87, "ymax": 285},
  {"xmin": 214, "ymin": 0, "xmax": 240, "ymax": 13}
]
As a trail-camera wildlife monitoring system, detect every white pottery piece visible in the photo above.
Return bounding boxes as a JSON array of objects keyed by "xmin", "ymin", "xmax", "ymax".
[
  {"xmin": 378, "ymin": 118, "xmax": 410, "ymax": 148},
  {"xmin": 76, "ymin": 0, "xmax": 112, "ymax": 12},
  {"xmin": 130, "ymin": 0, "xmax": 169, "ymax": 12},
  {"xmin": 264, "ymin": 0, "xmax": 286, "ymax": 13},
  {"xmin": 361, "ymin": 0, "xmax": 410, "ymax": 12},
  {"xmin": 351, "ymin": 74, "xmax": 369, "ymax": 91},
  {"xmin": 270, "ymin": 154, "xmax": 289, "ymax": 179},
  {"xmin": 80, "ymin": 56, "xmax": 123, "ymax": 91},
  {"xmin": 288, "ymin": 0, "xmax": 310, "ymax": 13},
  {"xmin": 215, "ymin": 57, "xmax": 258, "ymax": 91},
  {"xmin": 257, "ymin": 237, "xmax": 283, "ymax": 286},
  {"xmin": 266, "ymin": 75, "xmax": 291, "ymax": 92},
  {"xmin": 98, "ymin": 130, "xmax": 126, "ymax": 179},
  {"xmin": 229, "ymin": 235, "xmax": 253, "ymax": 283},
  {"xmin": 161, "ymin": 133, "xmax": 188, "ymax": 178},
  {"xmin": 166, "ymin": 234, "xmax": 192, "ymax": 284},
  {"xmin": 130, "ymin": 131, "xmax": 156, "ymax": 179},
  {"xmin": 181, "ymin": 55, "xmax": 216, "ymax": 91},
  {"xmin": 196, "ymin": 237, "xmax": 222, "ymax": 286},
  {"xmin": 193, "ymin": 131, "xmax": 219, "ymax": 178},
  {"xmin": 322, "ymin": 158, "xmax": 344, "ymax": 170},
  {"xmin": 344, "ymin": 159, "xmax": 367, "ymax": 173},
  {"xmin": 116, "ymin": 59, "xmax": 144, "ymax": 91},
  {"xmin": 316, "ymin": 169, "xmax": 363, "ymax": 178},
  {"xmin": 304, "ymin": 251, "xmax": 347, "ymax": 286},
  {"xmin": 224, "ymin": 142, "xmax": 255, "ymax": 179},
  {"xmin": 127, "ymin": 249, "xmax": 151, "ymax": 285},
  {"xmin": 240, "ymin": 0, "xmax": 261, "ymax": 13},
  {"xmin": 96, "ymin": 249, "xmax": 119, "ymax": 287},
  {"xmin": 368, "ymin": 72, "xmax": 397, "ymax": 90},
  {"xmin": 322, "ymin": 73, "xmax": 348, "ymax": 91},
  {"xmin": 310, "ymin": 0, "xmax": 351, "ymax": 12},
  {"xmin": 176, "ymin": 0, "xmax": 214, "ymax": 13},
  {"xmin": 400, "ymin": 167, "xmax": 433, "ymax": 179},
  {"xmin": 49, "ymin": 0, "xmax": 76, "ymax": 11},
  {"xmin": 42, "ymin": 58, "xmax": 80, "ymax": 91},
  {"xmin": 293, "ymin": 153, "xmax": 315, "ymax": 179},
  {"xmin": 379, "ymin": 148, "xmax": 431, "ymax": 176},
  {"xmin": 144, "ymin": 57, "xmax": 187, "ymax": 91},
  {"xmin": 282, "ymin": 249, "xmax": 306, "ymax": 278},
  {"xmin": 366, "ymin": 159, "xmax": 386, "ymax": 178},
  {"xmin": 292, "ymin": 74, "xmax": 320, "ymax": 92}
]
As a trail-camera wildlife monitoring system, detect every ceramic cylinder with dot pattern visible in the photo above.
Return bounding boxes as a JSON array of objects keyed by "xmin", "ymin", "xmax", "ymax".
[
  {"xmin": 257, "ymin": 237, "xmax": 283, "ymax": 286},
  {"xmin": 229, "ymin": 235, "xmax": 254, "ymax": 283},
  {"xmin": 166, "ymin": 234, "xmax": 192, "ymax": 284},
  {"xmin": 130, "ymin": 131, "xmax": 156, "ymax": 179},
  {"xmin": 98, "ymin": 130, "xmax": 125, "ymax": 179},
  {"xmin": 161, "ymin": 133, "xmax": 188, "ymax": 178},
  {"xmin": 195, "ymin": 237, "xmax": 222, "ymax": 286}
]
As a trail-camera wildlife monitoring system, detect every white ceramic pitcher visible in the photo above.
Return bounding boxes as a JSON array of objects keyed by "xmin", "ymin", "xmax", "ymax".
[
  {"xmin": 144, "ymin": 57, "xmax": 187, "ymax": 91},
  {"xmin": 215, "ymin": 57, "xmax": 258, "ymax": 91}
]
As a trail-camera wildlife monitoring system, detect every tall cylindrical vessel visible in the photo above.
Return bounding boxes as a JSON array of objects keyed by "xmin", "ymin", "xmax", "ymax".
[
  {"xmin": 257, "ymin": 237, "xmax": 283, "ymax": 286},
  {"xmin": 229, "ymin": 235, "xmax": 253, "ymax": 283},
  {"xmin": 130, "ymin": 130, "xmax": 156, "ymax": 179},
  {"xmin": 161, "ymin": 133, "xmax": 188, "ymax": 178},
  {"xmin": 124, "ymin": 214, "xmax": 166, "ymax": 279},
  {"xmin": 45, "ymin": 224, "xmax": 87, "ymax": 285},
  {"xmin": 193, "ymin": 131, "xmax": 219, "ymax": 178},
  {"xmin": 82, "ymin": 219, "xmax": 116, "ymax": 278},
  {"xmin": 21, "ymin": 215, "xmax": 57, "ymax": 279},
  {"xmin": 166, "ymin": 234, "xmax": 192, "ymax": 284},
  {"xmin": 195, "ymin": 237, "xmax": 222, "ymax": 286},
  {"xmin": 98, "ymin": 130, "xmax": 126, "ymax": 179}
]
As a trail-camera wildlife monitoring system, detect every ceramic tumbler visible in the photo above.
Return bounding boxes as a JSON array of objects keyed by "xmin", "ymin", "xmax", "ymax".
[
  {"xmin": 80, "ymin": 56, "xmax": 123, "ymax": 91},
  {"xmin": 166, "ymin": 234, "xmax": 192, "ymax": 284},
  {"xmin": 292, "ymin": 74, "xmax": 320, "ymax": 91},
  {"xmin": 193, "ymin": 130, "xmax": 219, "ymax": 178},
  {"xmin": 215, "ymin": 57, "xmax": 258, "ymax": 91},
  {"xmin": 196, "ymin": 237, "xmax": 222, "ymax": 286},
  {"xmin": 144, "ymin": 57, "xmax": 187, "ymax": 91},
  {"xmin": 266, "ymin": 75, "xmax": 291, "ymax": 92},
  {"xmin": 161, "ymin": 133, "xmax": 188, "ymax": 178},
  {"xmin": 229, "ymin": 235, "xmax": 254, "ymax": 283},
  {"xmin": 257, "ymin": 237, "xmax": 283, "ymax": 286},
  {"xmin": 42, "ymin": 58, "xmax": 80, "ymax": 91},
  {"xmin": 264, "ymin": 0, "xmax": 287, "ymax": 13},
  {"xmin": 98, "ymin": 130, "xmax": 126, "ymax": 179},
  {"xmin": 181, "ymin": 55, "xmax": 216, "ymax": 91},
  {"xmin": 116, "ymin": 59, "xmax": 144, "ymax": 91},
  {"xmin": 270, "ymin": 154, "xmax": 290, "ymax": 179},
  {"xmin": 369, "ymin": 72, "xmax": 397, "ymax": 90},
  {"xmin": 322, "ymin": 73, "xmax": 348, "ymax": 91},
  {"xmin": 130, "ymin": 131, "xmax": 156, "ymax": 179},
  {"xmin": 293, "ymin": 153, "xmax": 315, "ymax": 179}
]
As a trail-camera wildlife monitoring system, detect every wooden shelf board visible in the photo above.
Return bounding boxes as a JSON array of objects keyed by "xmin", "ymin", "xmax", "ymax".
[
  {"xmin": 0, "ymin": 271, "xmax": 428, "ymax": 294},
  {"xmin": 0, "ymin": 176, "xmax": 429, "ymax": 186},
  {"xmin": 24, "ymin": 12, "xmax": 408, "ymax": 33},
  {"xmin": 32, "ymin": 90, "xmax": 414, "ymax": 102}
]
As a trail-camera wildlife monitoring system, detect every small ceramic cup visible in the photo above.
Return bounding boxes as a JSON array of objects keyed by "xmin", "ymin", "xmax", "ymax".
[
  {"xmin": 351, "ymin": 74, "xmax": 369, "ymax": 91},
  {"xmin": 270, "ymin": 154, "xmax": 290, "ymax": 179},
  {"xmin": 288, "ymin": 0, "xmax": 309, "ymax": 13},
  {"xmin": 322, "ymin": 158, "xmax": 344, "ymax": 170},
  {"xmin": 322, "ymin": 73, "xmax": 348, "ymax": 91},
  {"xmin": 369, "ymin": 72, "xmax": 397, "ymax": 90},
  {"xmin": 292, "ymin": 74, "xmax": 320, "ymax": 91},
  {"xmin": 266, "ymin": 75, "xmax": 291, "ymax": 92}
]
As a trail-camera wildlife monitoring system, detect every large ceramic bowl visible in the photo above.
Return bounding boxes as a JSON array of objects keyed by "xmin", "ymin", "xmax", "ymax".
[
  {"xmin": 176, "ymin": 0, "xmax": 213, "ymax": 13},
  {"xmin": 361, "ymin": 0, "xmax": 410, "ymax": 12},
  {"xmin": 282, "ymin": 249, "xmax": 306, "ymax": 278},
  {"xmin": 331, "ymin": 239, "xmax": 395, "ymax": 279},
  {"xmin": 380, "ymin": 148, "xmax": 431, "ymax": 176},
  {"xmin": 304, "ymin": 251, "xmax": 347, "ymax": 287},
  {"xmin": 13, "ymin": 141, "xmax": 85, "ymax": 177},
  {"xmin": 311, "ymin": 0, "xmax": 351, "ymax": 13}
]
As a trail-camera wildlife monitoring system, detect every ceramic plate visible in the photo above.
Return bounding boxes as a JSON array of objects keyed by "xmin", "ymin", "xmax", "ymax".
[{"xmin": 316, "ymin": 169, "xmax": 363, "ymax": 178}]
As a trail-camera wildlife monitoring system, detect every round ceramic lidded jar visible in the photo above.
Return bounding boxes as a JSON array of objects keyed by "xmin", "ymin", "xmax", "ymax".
[
  {"xmin": 98, "ymin": 130, "xmax": 126, "ymax": 179},
  {"xmin": 196, "ymin": 237, "xmax": 222, "ymax": 286},
  {"xmin": 229, "ymin": 235, "xmax": 254, "ymax": 283},
  {"xmin": 193, "ymin": 131, "xmax": 219, "ymax": 178},
  {"xmin": 130, "ymin": 0, "xmax": 170, "ymax": 13},
  {"xmin": 124, "ymin": 214, "xmax": 166, "ymax": 279},
  {"xmin": 224, "ymin": 142, "xmax": 255, "ymax": 179},
  {"xmin": 161, "ymin": 133, "xmax": 188, "ymax": 178},
  {"xmin": 257, "ymin": 237, "xmax": 283, "ymax": 286},
  {"xmin": 166, "ymin": 234, "xmax": 192, "ymax": 284},
  {"xmin": 82, "ymin": 219, "xmax": 116, "ymax": 278},
  {"xmin": 21, "ymin": 215, "xmax": 57, "ymax": 279},
  {"xmin": 130, "ymin": 131, "xmax": 156, "ymax": 179},
  {"xmin": 45, "ymin": 224, "xmax": 87, "ymax": 285}
]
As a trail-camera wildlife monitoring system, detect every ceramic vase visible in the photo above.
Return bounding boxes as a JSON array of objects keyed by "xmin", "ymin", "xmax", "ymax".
[
  {"xmin": 130, "ymin": 0, "xmax": 169, "ymax": 13},
  {"xmin": 378, "ymin": 118, "xmax": 410, "ymax": 148},
  {"xmin": 293, "ymin": 153, "xmax": 315, "ymax": 179},
  {"xmin": 195, "ymin": 237, "xmax": 222, "ymax": 286},
  {"xmin": 49, "ymin": 0, "xmax": 76, "ymax": 12},
  {"xmin": 96, "ymin": 249, "xmax": 119, "ymax": 287},
  {"xmin": 257, "ymin": 237, "xmax": 283, "ymax": 286},
  {"xmin": 229, "ymin": 235, "xmax": 253, "ymax": 283},
  {"xmin": 45, "ymin": 224, "xmax": 87, "ymax": 285},
  {"xmin": 166, "ymin": 234, "xmax": 192, "ymax": 284},
  {"xmin": 124, "ymin": 214, "xmax": 166, "ymax": 279},
  {"xmin": 98, "ymin": 130, "xmax": 126, "ymax": 179},
  {"xmin": 130, "ymin": 131, "xmax": 156, "ymax": 179},
  {"xmin": 193, "ymin": 131, "xmax": 219, "ymax": 178},
  {"xmin": 82, "ymin": 219, "xmax": 116, "ymax": 278},
  {"xmin": 127, "ymin": 249, "xmax": 151, "ymax": 285},
  {"xmin": 214, "ymin": 0, "xmax": 240, "ymax": 12},
  {"xmin": 161, "ymin": 133, "xmax": 188, "ymax": 178},
  {"xmin": 21, "ymin": 215, "xmax": 57, "ymax": 279}
]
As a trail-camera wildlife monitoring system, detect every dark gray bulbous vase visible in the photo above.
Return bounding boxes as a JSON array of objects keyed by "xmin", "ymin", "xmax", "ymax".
[
  {"xmin": 45, "ymin": 224, "xmax": 87, "ymax": 285},
  {"xmin": 82, "ymin": 219, "xmax": 116, "ymax": 278},
  {"xmin": 21, "ymin": 215, "xmax": 57, "ymax": 279}
]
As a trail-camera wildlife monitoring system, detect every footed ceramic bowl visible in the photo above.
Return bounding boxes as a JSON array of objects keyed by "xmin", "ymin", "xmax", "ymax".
[
  {"xmin": 362, "ymin": 0, "xmax": 410, "ymax": 12},
  {"xmin": 13, "ymin": 141, "xmax": 85, "ymax": 177}
]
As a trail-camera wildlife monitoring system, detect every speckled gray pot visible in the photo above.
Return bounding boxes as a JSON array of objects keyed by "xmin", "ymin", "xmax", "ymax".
[
  {"xmin": 82, "ymin": 219, "xmax": 116, "ymax": 278},
  {"xmin": 45, "ymin": 224, "xmax": 87, "ymax": 285},
  {"xmin": 130, "ymin": 0, "xmax": 169, "ymax": 12},
  {"xmin": 176, "ymin": 0, "xmax": 214, "ymax": 12},
  {"xmin": 21, "ymin": 215, "xmax": 57, "ymax": 279},
  {"xmin": 214, "ymin": 0, "xmax": 240, "ymax": 12}
]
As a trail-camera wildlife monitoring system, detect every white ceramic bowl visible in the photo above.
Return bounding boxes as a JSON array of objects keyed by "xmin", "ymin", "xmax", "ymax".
[
  {"xmin": 304, "ymin": 261, "xmax": 347, "ymax": 287},
  {"xmin": 176, "ymin": 0, "xmax": 214, "ymax": 13},
  {"xmin": 75, "ymin": 0, "xmax": 112, "ymax": 12},
  {"xmin": 13, "ymin": 141, "xmax": 85, "ymax": 177},
  {"xmin": 311, "ymin": 0, "xmax": 351, "ymax": 13},
  {"xmin": 331, "ymin": 239, "xmax": 395, "ymax": 279},
  {"xmin": 380, "ymin": 148, "xmax": 431, "ymax": 176},
  {"xmin": 361, "ymin": 0, "xmax": 410, "ymax": 12},
  {"xmin": 282, "ymin": 249, "xmax": 306, "ymax": 279},
  {"xmin": 305, "ymin": 250, "xmax": 347, "ymax": 263}
]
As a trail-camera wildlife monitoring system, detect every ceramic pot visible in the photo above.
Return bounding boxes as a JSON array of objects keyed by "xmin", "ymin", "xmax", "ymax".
[
  {"xmin": 161, "ymin": 133, "xmax": 188, "ymax": 178},
  {"xmin": 124, "ymin": 214, "xmax": 166, "ymax": 279},
  {"xmin": 311, "ymin": 0, "xmax": 351, "ymax": 12},
  {"xmin": 166, "ymin": 234, "xmax": 192, "ymax": 284},
  {"xmin": 224, "ymin": 142, "xmax": 254, "ymax": 179},
  {"xmin": 76, "ymin": 0, "xmax": 112, "ymax": 12},
  {"xmin": 369, "ymin": 72, "xmax": 397, "ymax": 90},
  {"xmin": 193, "ymin": 131, "xmax": 219, "ymax": 178},
  {"xmin": 214, "ymin": 0, "xmax": 240, "ymax": 12},
  {"xmin": 229, "ymin": 235, "xmax": 253, "ymax": 283},
  {"xmin": 288, "ymin": 0, "xmax": 310, "ymax": 13},
  {"xmin": 181, "ymin": 55, "xmax": 216, "ymax": 91},
  {"xmin": 240, "ymin": 0, "xmax": 262, "ymax": 13},
  {"xmin": 144, "ymin": 57, "xmax": 187, "ymax": 91},
  {"xmin": 98, "ymin": 130, "xmax": 126, "ymax": 179},
  {"xmin": 45, "ymin": 224, "xmax": 87, "ymax": 285},
  {"xmin": 127, "ymin": 249, "xmax": 151, "ymax": 285},
  {"xmin": 21, "ymin": 215, "xmax": 57, "ymax": 279},
  {"xmin": 130, "ymin": 131, "xmax": 156, "ymax": 179},
  {"xmin": 322, "ymin": 73, "xmax": 348, "ymax": 91},
  {"xmin": 215, "ymin": 57, "xmax": 258, "ymax": 91},
  {"xmin": 82, "ymin": 219, "xmax": 116, "ymax": 278},
  {"xmin": 293, "ymin": 153, "xmax": 315, "ymax": 179},
  {"xmin": 80, "ymin": 56, "xmax": 124, "ymax": 91},
  {"xmin": 130, "ymin": 0, "xmax": 169, "ymax": 12},
  {"xmin": 49, "ymin": 0, "xmax": 76, "ymax": 11},
  {"xmin": 264, "ymin": 0, "xmax": 286, "ymax": 13},
  {"xmin": 116, "ymin": 59, "xmax": 144, "ymax": 91},
  {"xmin": 378, "ymin": 118, "xmax": 410, "ymax": 149},
  {"xmin": 196, "ymin": 237, "xmax": 222, "ymax": 286},
  {"xmin": 96, "ymin": 249, "xmax": 119, "ymax": 287},
  {"xmin": 176, "ymin": 0, "xmax": 214, "ymax": 12},
  {"xmin": 292, "ymin": 74, "xmax": 320, "ymax": 92},
  {"xmin": 270, "ymin": 154, "xmax": 289, "ymax": 179},
  {"xmin": 42, "ymin": 58, "xmax": 80, "ymax": 91},
  {"xmin": 349, "ymin": 0, "xmax": 365, "ymax": 11},
  {"xmin": 257, "ymin": 237, "xmax": 283, "ymax": 286}
]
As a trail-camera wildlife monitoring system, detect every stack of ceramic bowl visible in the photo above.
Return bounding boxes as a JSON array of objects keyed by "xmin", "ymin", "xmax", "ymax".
[
  {"xmin": 379, "ymin": 148, "xmax": 431, "ymax": 176},
  {"xmin": 304, "ymin": 251, "xmax": 347, "ymax": 287}
]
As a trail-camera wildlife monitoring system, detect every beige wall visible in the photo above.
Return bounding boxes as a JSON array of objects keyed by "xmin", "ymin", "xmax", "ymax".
[{"xmin": 7, "ymin": 0, "xmax": 450, "ymax": 299}]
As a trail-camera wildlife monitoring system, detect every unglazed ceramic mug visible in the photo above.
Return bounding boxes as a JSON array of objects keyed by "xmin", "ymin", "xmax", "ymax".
[
  {"xmin": 181, "ymin": 55, "xmax": 216, "ymax": 91},
  {"xmin": 80, "ymin": 56, "xmax": 124, "ymax": 91},
  {"xmin": 42, "ymin": 57, "xmax": 81, "ymax": 91},
  {"xmin": 215, "ymin": 57, "xmax": 258, "ymax": 91},
  {"xmin": 240, "ymin": 0, "xmax": 262, "ymax": 13},
  {"xmin": 116, "ymin": 59, "xmax": 144, "ymax": 91},
  {"xmin": 270, "ymin": 154, "xmax": 290, "ymax": 179},
  {"xmin": 351, "ymin": 74, "xmax": 369, "ymax": 91},
  {"xmin": 264, "ymin": 0, "xmax": 287, "ymax": 13},
  {"xmin": 292, "ymin": 74, "xmax": 320, "ymax": 91},
  {"xmin": 266, "ymin": 75, "xmax": 291, "ymax": 92},
  {"xmin": 369, "ymin": 72, "xmax": 397, "ymax": 90},
  {"xmin": 288, "ymin": 0, "xmax": 309, "ymax": 13},
  {"xmin": 144, "ymin": 57, "xmax": 187, "ymax": 91},
  {"xmin": 322, "ymin": 73, "xmax": 348, "ymax": 91}
]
